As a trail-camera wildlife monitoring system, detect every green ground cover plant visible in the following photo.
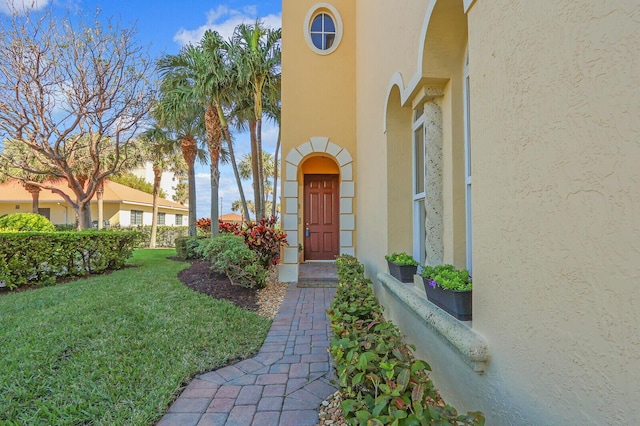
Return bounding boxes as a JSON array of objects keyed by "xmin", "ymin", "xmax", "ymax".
[
  {"xmin": 330, "ymin": 255, "xmax": 484, "ymax": 425},
  {"xmin": 0, "ymin": 249, "xmax": 271, "ymax": 425}
]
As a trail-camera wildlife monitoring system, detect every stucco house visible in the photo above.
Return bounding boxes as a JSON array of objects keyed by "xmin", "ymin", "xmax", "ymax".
[
  {"xmin": 0, "ymin": 179, "xmax": 188, "ymax": 227},
  {"xmin": 279, "ymin": 0, "xmax": 639, "ymax": 424}
]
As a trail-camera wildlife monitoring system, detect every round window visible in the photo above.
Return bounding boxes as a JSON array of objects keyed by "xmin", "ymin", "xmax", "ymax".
[{"xmin": 304, "ymin": 4, "xmax": 343, "ymax": 55}]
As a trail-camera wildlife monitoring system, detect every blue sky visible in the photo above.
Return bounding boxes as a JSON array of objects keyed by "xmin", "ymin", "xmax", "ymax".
[{"xmin": 0, "ymin": 0, "xmax": 282, "ymax": 218}]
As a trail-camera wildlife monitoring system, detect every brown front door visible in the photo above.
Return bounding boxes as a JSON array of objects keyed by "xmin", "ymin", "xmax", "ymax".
[{"xmin": 304, "ymin": 174, "xmax": 339, "ymax": 260}]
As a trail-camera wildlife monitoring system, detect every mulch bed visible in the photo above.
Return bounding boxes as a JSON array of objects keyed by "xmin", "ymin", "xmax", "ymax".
[{"xmin": 177, "ymin": 258, "xmax": 260, "ymax": 312}]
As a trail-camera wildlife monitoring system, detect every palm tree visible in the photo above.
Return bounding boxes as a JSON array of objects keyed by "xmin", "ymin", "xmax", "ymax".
[
  {"xmin": 159, "ymin": 30, "xmax": 235, "ymax": 237},
  {"xmin": 153, "ymin": 86, "xmax": 206, "ymax": 237},
  {"xmin": 263, "ymin": 74, "xmax": 281, "ymax": 217},
  {"xmin": 237, "ymin": 151, "xmax": 276, "ymax": 208},
  {"xmin": 139, "ymin": 125, "xmax": 185, "ymax": 248},
  {"xmin": 230, "ymin": 22, "xmax": 281, "ymax": 220}
]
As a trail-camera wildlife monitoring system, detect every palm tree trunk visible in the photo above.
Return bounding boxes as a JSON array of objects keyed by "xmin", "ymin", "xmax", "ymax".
[
  {"xmin": 180, "ymin": 137, "xmax": 198, "ymax": 237},
  {"xmin": 249, "ymin": 119, "xmax": 263, "ymax": 220},
  {"xmin": 205, "ymin": 106, "xmax": 223, "ymax": 237},
  {"xmin": 271, "ymin": 124, "xmax": 281, "ymax": 217},
  {"xmin": 256, "ymin": 117, "xmax": 265, "ymax": 219},
  {"xmin": 149, "ymin": 166, "xmax": 162, "ymax": 248},
  {"xmin": 218, "ymin": 104, "xmax": 250, "ymax": 222}
]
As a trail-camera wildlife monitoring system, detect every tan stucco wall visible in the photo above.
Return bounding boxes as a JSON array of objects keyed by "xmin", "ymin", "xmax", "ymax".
[
  {"xmin": 467, "ymin": 0, "xmax": 640, "ymax": 423},
  {"xmin": 280, "ymin": 0, "xmax": 358, "ymax": 280},
  {"xmin": 282, "ymin": 0, "xmax": 357, "ymax": 151},
  {"xmin": 283, "ymin": 0, "xmax": 639, "ymax": 422},
  {"xmin": 353, "ymin": 0, "xmax": 640, "ymax": 424},
  {"xmin": 0, "ymin": 203, "xmax": 71, "ymax": 225}
]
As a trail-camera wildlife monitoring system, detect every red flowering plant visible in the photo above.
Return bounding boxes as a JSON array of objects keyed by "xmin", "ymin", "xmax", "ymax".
[
  {"xmin": 195, "ymin": 217, "xmax": 212, "ymax": 234},
  {"xmin": 242, "ymin": 216, "xmax": 288, "ymax": 267},
  {"xmin": 200, "ymin": 215, "xmax": 287, "ymax": 266},
  {"xmin": 218, "ymin": 220, "xmax": 242, "ymax": 235}
]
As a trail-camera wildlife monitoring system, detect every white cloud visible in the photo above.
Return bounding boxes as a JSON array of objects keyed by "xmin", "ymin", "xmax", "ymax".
[
  {"xmin": 173, "ymin": 4, "xmax": 282, "ymax": 46},
  {"xmin": 0, "ymin": 0, "xmax": 49, "ymax": 14},
  {"xmin": 261, "ymin": 123, "xmax": 280, "ymax": 150}
]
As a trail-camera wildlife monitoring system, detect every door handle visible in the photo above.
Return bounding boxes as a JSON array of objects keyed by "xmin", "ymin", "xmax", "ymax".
[{"xmin": 305, "ymin": 228, "xmax": 310, "ymax": 237}]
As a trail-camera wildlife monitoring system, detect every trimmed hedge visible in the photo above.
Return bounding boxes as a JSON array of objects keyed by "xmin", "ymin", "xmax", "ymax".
[
  {"xmin": 0, "ymin": 231, "xmax": 143, "ymax": 289},
  {"xmin": 329, "ymin": 255, "xmax": 485, "ymax": 425},
  {"xmin": 112, "ymin": 225, "xmax": 189, "ymax": 247}
]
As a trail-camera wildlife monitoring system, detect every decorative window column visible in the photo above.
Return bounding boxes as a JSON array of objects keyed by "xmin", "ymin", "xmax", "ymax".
[
  {"xmin": 279, "ymin": 137, "xmax": 355, "ymax": 282},
  {"xmin": 414, "ymin": 87, "xmax": 444, "ymax": 267}
]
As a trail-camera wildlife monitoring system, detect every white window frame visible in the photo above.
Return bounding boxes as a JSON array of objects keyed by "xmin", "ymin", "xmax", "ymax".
[
  {"xmin": 413, "ymin": 110, "xmax": 426, "ymax": 266},
  {"xmin": 463, "ymin": 48, "xmax": 472, "ymax": 273},
  {"xmin": 130, "ymin": 210, "xmax": 143, "ymax": 226},
  {"xmin": 175, "ymin": 214, "xmax": 183, "ymax": 226},
  {"xmin": 303, "ymin": 3, "xmax": 343, "ymax": 56},
  {"xmin": 157, "ymin": 212, "xmax": 165, "ymax": 225}
]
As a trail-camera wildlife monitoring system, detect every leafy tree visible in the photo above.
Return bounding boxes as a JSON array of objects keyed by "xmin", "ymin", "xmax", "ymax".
[{"xmin": 0, "ymin": 9, "xmax": 154, "ymax": 229}]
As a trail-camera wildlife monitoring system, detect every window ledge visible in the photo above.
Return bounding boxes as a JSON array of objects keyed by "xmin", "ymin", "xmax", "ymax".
[{"xmin": 376, "ymin": 272, "xmax": 489, "ymax": 373}]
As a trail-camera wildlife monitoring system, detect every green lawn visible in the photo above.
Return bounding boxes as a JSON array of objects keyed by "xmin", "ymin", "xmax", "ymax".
[{"xmin": 0, "ymin": 249, "xmax": 271, "ymax": 425}]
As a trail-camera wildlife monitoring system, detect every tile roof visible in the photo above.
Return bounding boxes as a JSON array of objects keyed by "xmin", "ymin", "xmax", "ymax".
[{"xmin": 0, "ymin": 179, "xmax": 188, "ymax": 211}]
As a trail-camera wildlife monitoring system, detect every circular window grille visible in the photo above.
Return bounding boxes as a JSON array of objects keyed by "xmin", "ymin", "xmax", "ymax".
[{"xmin": 304, "ymin": 4, "xmax": 343, "ymax": 55}]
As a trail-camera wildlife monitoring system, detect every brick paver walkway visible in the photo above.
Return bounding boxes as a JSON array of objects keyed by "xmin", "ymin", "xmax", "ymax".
[{"xmin": 158, "ymin": 271, "xmax": 337, "ymax": 426}]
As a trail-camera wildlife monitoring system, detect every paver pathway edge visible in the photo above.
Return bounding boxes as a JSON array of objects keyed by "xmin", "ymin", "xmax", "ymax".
[{"xmin": 157, "ymin": 282, "xmax": 337, "ymax": 426}]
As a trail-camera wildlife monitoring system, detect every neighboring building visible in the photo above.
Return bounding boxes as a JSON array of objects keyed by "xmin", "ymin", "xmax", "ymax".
[
  {"xmin": 0, "ymin": 179, "xmax": 188, "ymax": 227},
  {"xmin": 130, "ymin": 161, "xmax": 185, "ymax": 203},
  {"xmin": 280, "ymin": 1, "xmax": 639, "ymax": 424},
  {"xmin": 219, "ymin": 213, "xmax": 244, "ymax": 223}
]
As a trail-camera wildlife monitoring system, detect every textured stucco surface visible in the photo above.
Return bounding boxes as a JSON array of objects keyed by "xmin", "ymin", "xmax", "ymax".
[
  {"xmin": 283, "ymin": 0, "xmax": 640, "ymax": 423},
  {"xmin": 424, "ymin": 100, "xmax": 444, "ymax": 265},
  {"xmin": 467, "ymin": 0, "xmax": 640, "ymax": 423}
]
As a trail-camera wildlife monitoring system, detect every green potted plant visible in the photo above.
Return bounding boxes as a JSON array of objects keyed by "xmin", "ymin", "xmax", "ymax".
[
  {"xmin": 385, "ymin": 252, "xmax": 419, "ymax": 283},
  {"xmin": 421, "ymin": 264, "xmax": 472, "ymax": 320}
]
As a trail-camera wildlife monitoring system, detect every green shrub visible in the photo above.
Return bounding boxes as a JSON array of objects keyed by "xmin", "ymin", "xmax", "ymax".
[
  {"xmin": 196, "ymin": 234, "xmax": 267, "ymax": 289},
  {"xmin": 54, "ymin": 224, "xmax": 77, "ymax": 232},
  {"xmin": 0, "ymin": 231, "xmax": 142, "ymax": 289},
  {"xmin": 421, "ymin": 264, "xmax": 472, "ymax": 291},
  {"xmin": 0, "ymin": 212, "xmax": 55, "ymax": 232},
  {"xmin": 174, "ymin": 236, "xmax": 206, "ymax": 259},
  {"xmin": 329, "ymin": 255, "xmax": 485, "ymax": 425},
  {"xmin": 384, "ymin": 252, "xmax": 419, "ymax": 266}
]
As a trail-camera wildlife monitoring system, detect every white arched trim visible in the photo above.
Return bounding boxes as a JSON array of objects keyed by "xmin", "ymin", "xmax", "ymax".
[
  {"xmin": 278, "ymin": 137, "xmax": 355, "ymax": 282},
  {"xmin": 383, "ymin": 0, "xmax": 441, "ymax": 114},
  {"xmin": 383, "ymin": 72, "xmax": 407, "ymax": 133}
]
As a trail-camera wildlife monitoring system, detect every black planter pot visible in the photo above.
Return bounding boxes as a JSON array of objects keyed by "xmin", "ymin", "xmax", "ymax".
[
  {"xmin": 387, "ymin": 261, "xmax": 417, "ymax": 283},
  {"xmin": 422, "ymin": 277, "xmax": 472, "ymax": 321}
]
